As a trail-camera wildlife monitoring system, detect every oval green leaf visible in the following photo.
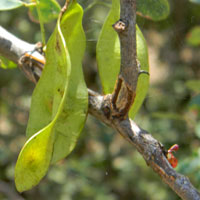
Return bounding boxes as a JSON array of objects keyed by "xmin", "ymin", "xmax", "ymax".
[
  {"xmin": 137, "ymin": 0, "xmax": 170, "ymax": 21},
  {"xmin": 96, "ymin": 0, "xmax": 120, "ymax": 94},
  {"xmin": 186, "ymin": 26, "xmax": 200, "ymax": 46},
  {"xmin": 51, "ymin": 0, "xmax": 88, "ymax": 163},
  {"xmin": 15, "ymin": 15, "xmax": 70, "ymax": 192},
  {"xmin": 96, "ymin": 0, "xmax": 149, "ymax": 119},
  {"xmin": 0, "ymin": 0, "xmax": 23, "ymax": 11},
  {"xmin": 28, "ymin": 0, "xmax": 61, "ymax": 23},
  {"xmin": 15, "ymin": 122, "xmax": 55, "ymax": 192},
  {"xmin": 26, "ymin": 0, "xmax": 87, "ymax": 164}
]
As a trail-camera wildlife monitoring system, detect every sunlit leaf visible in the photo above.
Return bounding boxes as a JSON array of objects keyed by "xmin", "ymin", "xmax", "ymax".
[
  {"xmin": 26, "ymin": 0, "xmax": 87, "ymax": 164},
  {"xmin": 186, "ymin": 26, "xmax": 200, "ymax": 46},
  {"xmin": 28, "ymin": 0, "xmax": 61, "ymax": 23},
  {"xmin": 96, "ymin": 0, "xmax": 149, "ymax": 119},
  {"xmin": 15, "ymin": 122, "xmax": 55, "ymax": 192},
  {"xmin": 26, "ymin": 23, "xmax": 70, "ymax": 139},
  {"xmin": 185, "ymin": 80, "xmax": 200, "ymax": 93},
  {"xmin": 0, "ymin": 56, "xmax": 17, "ymax": 69},
  {"xmin": 137, "ymin": 0, "xmax": 170, "ymax": 21},
  {"xmin": 51, "ymin": 0, "xmax": 88, "ymax": 163},
  {"xmin": 15, "ymin": 15, "xmax": 71, "ymax": 192},
  {"xmin": 0, "ymin": 0, "xmax": 23, "ymax": 11}
]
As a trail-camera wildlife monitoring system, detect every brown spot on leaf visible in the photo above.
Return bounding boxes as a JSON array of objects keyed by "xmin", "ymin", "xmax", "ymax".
[
  {"xmin": 47, "ymin": 98, "xmax": 53, "ymax": 113},
  {"xmin": 56, "ymin": 36, "xmax": 61, "ymax": 52},
  {"xmin": 58, "ymin": 88, "xmax": 64, "ymax": 97}
]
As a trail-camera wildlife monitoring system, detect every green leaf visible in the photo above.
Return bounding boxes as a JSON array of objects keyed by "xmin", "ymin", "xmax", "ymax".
[
  {"xmin": 28, "ymin": 0, "xmax": 61, "ymax": 23},
  {"xmin": 15, "ymin": 14, "xmax": 71, "ymax": 192},
  {"xmin": 26, "ymin": 0, "xmax": 87, "ymax": 164},
  {"xmin": 96, "ymin": 0, "xmax": 149, "ymax": 119},
  {"xmin": 51, "ymin": 0, "xmax": 88, "ymax": 163},
  {"xmin": 137, "ymin": 0, "xmax": 170, "ymax": 21},
  {"xmin": 186, "ymin": 26, "xmax": 200, "ymax": 46},
  {"xmin": 0, "ymin": 56, "xmax": 17, "ymax": 69},
  {"xmin": 96, "ymin": 0, "xmax": 120, "ymax": 94},
  {"xmin": 15, "ymin": 122, "xmax": 55, "ymax": 192},
  {"xmin": 129, "ymin": 26, "xmax": 149, "ymax": 119},
  {"xmin": 185, "ymin": 80, "xmax": 200, "ymax": 93},
  {"xmin": 0, "ymin": 0, "xmax": 23, "ymax": 11}
]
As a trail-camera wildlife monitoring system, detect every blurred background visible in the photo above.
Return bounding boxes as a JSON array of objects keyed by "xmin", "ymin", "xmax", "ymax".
[{"xmin": 0, "ymin": 0, "xmax": 200, "ymax": 199}]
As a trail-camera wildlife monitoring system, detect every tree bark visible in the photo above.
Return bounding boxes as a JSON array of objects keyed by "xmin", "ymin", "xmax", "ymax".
[{"xmin": 111, "ymin": 0, "xmax": 138, "ymax": 118}]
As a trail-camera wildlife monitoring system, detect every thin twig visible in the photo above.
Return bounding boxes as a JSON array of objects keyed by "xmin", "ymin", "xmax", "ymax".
[
  {"xmin": 35, "ymin": 0, "xmax": 46, "ymax": 45},
  {"xmin": 0, "ymin": 26, "xmax": 36, "ymax": 63}
]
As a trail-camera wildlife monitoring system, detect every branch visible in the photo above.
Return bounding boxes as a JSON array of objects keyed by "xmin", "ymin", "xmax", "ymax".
[
  {"xmin": 0, "ymin": 26, "xmax": 35, "ymax": 63},
  {"xmin": 0, "ymin": 24, "xmax": 200, "ymax": 200},
  {"xmin": 89, "ymin": 89, "xmax": 200, "ymax": 200},
  {"xmin": 0, "ymin": 26, "xmax": 45, "ymax": 83},
  {"xmin": 111, "ymin": 0, "xmax": 138, "ymax": 118}
]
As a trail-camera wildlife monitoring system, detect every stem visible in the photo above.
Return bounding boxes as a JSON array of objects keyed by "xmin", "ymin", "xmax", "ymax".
[
  {"xmin": 111, "ymin": 0, "xmax": 138, "ymax": 118},
  {"xmin": 23, "ymin": 2, "xmax": 37, "ymax": 7},
  {"xmin": 35, "ymin": 0, "xmax": 46, "ymax": 45}
]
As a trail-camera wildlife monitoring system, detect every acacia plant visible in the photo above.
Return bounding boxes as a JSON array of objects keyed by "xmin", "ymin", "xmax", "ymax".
[{"xmin": 0, "ymin": 0, "xmax": 200, "ymax": 199}]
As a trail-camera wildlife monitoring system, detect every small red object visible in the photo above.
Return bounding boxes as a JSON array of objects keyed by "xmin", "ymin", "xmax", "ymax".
[
  {"xmin": 167, "ymin": 144, "xmax": 179, "ymax": 168},
  {"xmin": 168, "ymin": 144, "xmax": 179, "ymax": 153},
  {"xmin": 167, "ymin": 153, "xmax": 178, "ymax": 168}
]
